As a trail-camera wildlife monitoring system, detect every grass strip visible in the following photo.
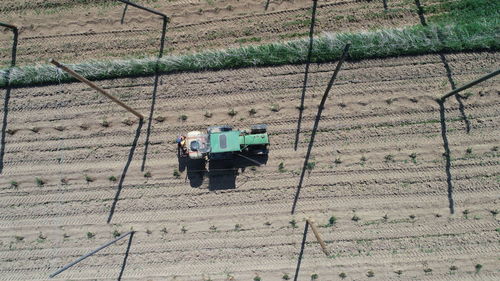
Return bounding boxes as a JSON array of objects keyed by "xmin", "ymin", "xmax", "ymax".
[{"xmin": 1, "ymin": 22, "xmax": 498, "ymax": 88}]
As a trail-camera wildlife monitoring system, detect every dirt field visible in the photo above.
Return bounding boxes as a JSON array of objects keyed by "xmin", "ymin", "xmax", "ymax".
[
  {"xmin": 0, "ymin": 0, "xmax": 421, "ymax": 66},
  {"xmin": 1, "ymin": 50, "xmax": 499, "ymax": 280},
  {"xmin": 1, "ymin": 0, "xmax": 500, "ymax": 280}
]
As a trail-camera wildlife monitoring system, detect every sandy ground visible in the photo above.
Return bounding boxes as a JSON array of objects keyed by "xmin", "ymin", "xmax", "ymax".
[
  {"xmin": 0, "ymin": 50, "xmax": 499, "ymax": 280},
  {"xmin": 1, "ymin": 0, "xmax": 500, "ymax": 280},
  {"xmin": 0, "ymin": 0, "xmax": 422, "ymax": 66}
]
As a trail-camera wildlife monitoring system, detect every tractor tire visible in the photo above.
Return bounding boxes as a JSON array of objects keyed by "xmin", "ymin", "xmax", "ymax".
[{"xmin": 251, "ymin": 124, "xmax": 267, "ymax": 134}]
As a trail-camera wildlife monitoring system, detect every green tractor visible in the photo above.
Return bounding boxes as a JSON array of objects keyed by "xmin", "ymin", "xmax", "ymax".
[{"xmin": 178, "ymin": 124, "xmax": 269, "ymax": 161}]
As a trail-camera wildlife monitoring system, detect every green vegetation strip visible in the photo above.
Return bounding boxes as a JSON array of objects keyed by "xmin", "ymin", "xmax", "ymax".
[{"xmin": 0, "ymin": 0, "xmax": 498, "ymax": 88}]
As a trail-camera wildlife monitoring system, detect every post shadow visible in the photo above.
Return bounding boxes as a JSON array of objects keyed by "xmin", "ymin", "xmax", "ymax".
[
  {"xmin": 264, "ymin": 0, "xmax": 271, "ymax": 11},
  {"xmin": 120, "ymin": 4, "xmax": 129, "ymax": 24},
  {"xmin": 293, "ymin": 220, "xmax": 309, "ymax": 281},
  {"xmin": 439, "ymin": 54, "xmax": 470, "ymax": 133},
  {"xmin": 414, "ymin": 0, "xmax": 427, "ymax": 26},
  {"xmin": 117, "ymin": 231, "xmax": 134, "ymax": 281},
  {"xmin": 382, "ymin": 0, "xmax": 388, "ymax": 11},
  {"xmin": 291, "ymin": 44, "xmax": 350, "ymax": 215},
  {"xmin": 437, "ymin": 99, "xmax": 454, "ymax": 214},
  {"xmin": 141, "ymin": 16, "xmax": 168, "ymax": 172},
  {"xmin": 107, "ymin": 119, "xmax": 143, "ymax": 224},
  {"xmin": 0, "ymin": 23, "xmax": 18, "ymax": 175},
  {"xmin": 294, "ymin": 0, "xmax": 318, "ymax": 151}
]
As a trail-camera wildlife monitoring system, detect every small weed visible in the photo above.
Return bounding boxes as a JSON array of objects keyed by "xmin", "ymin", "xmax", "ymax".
[
  {"xmin": 466, "ymin": 147, "xmax": 473, "ymax": 154},
  {"xmin": 462, "ymin": 92, "xmax": 474, "ymax": 99},
  {"xmin": 270, "ymin": 104, "xmax": 280, "ymax": 112},
  {"xmin": 253, "ymin": 275, "xmax": 261, "ymax": 281},
  {"xmin": 79, "ymin": 124, "xmax": 89, "ymax": 130},
  {"xmin": 63, "ymin": 233, "xmax": 70, "ymax": 239},
  {"xmin": 383, "ymin": 214, "xmax": 389, "ymax": 221},
  {"xmin": 161, "ymin": 227, "xmax": 168, "ymax": 234},
  {"xmin": 6, "ymin": 129, "xmax": 17, "ymax": 135},
  {"xmin": 85, "ymin": 175, "xmax": 94, "ymax": 183},
  {"xmin": 386, "ymin": 98, "xmax": 394, "ymax": 104},
  {"xmin": 409, "ymin": 152, "xmax": 417, "ymax": 163},
  {"xmin": 35, "ymin": 177, "xmax": 45, "ymax": 187},
  {"xmin": 154, "ymin": 116, "xmax": 166, "ymax": 122},
  {"xmin": 367, "ymin": 270, "xmax": 374, "ymax": 277},
  {"xmin": 31, "ymin": 127, "xmax": 40, "ymax": 133},
  {"xmin": 14, "ymin": 236, "xmax": 24, "ymax": 242},
  {"xmin": 112, "ymin": 230, "xmax": 120, "ymax": 238},
  {"xmin": 179, "ymin": 115, "xmax": 188, "ymax": 121},
  {"xmin": 228, "ymin": 109, "xmax": 237, "ymax": 117},
  {"xmin": 278, "ymin": 162, "xmax": 286, "ymax": 173},
  {"xmin": 173, "ymin": 169, "xmax": 180, "ymax": 179},
  {"xmin": 339, "ymin": 272, "xmax": 347, "ymax": 279},
  {"xmin": 327, "ymin": 216, "xmax": 337, "ymax": 226},
  {"xmin": 489, "ymin": 209, "xmax": 498, "ymax": 216},
  {"xmin": 352, "ymin": 214, "xmax": 360, "ymax": 222},
  {"xmin": 475, "ymin": 264, "xmax": 482, "ymax": 274},
  {"xmin": 394, "ymin": 269, "xmax": 403, "ymax": 276},
  {"xmin": 122, "ymin": 118, "xmax": 134, "ymax": 126},
  {"xmin": 462, "ymin": 209, "xmax": 470, "ymax": 219},
  {"xmin": 234, "ymin": 224, "xmax": 242, "ymax": 231},
  {"xmin": 264, "ymin": 221, "xmax": 272, "ymax": 226},
  {"xmin": 306, "ymin": 161, "xmax": 316, "ymax": 175},
  {"xmin": 108, "ymin": 176, "xmax": 117, "ymax": 182},
  {"xmin": 384, "ymin": 154, "xmax": 394, "ymax": 162},
  {"xmin": 423, "ymin": 268, "xmax": 432, "ymax": 274},
  {"xmin": 450, "ymin": 265, "xmax": 458, "ymax": 271},
  {"xmin": 86, "ymin": 232, "xmax": 95, "ymax": 239},
  {"xmin": 204, "ymin": 111, "xmax": 213, "ymax": 118},
  {"xmin": 10, "ymin": 181, "xmax": 18, "ymax": 188},
  {"xmin": 339, "ymin": 102, "xmax": 347, "ymax": 108},
  {"xmin": 144, "ymin": 171, "xmax": 152, "ymax": 178},
  {"xmin": 249, "ymin": 108, "xmax": 257, "ymax": 115},
  {"xmin": 209, "ymin": 225, "xmax": 217, "ymax": 232},
  {"xmin": 435, "ymin": 213, "xmax": 442, "ymax": 218},
  {"xmin": 100, "ymin": 120, "xmax": 110, "ymax": 127},
  {"xmin": 334, "ymin": 157, "xmax": 342, "ymax": 165},
  {"xmin": 492, "ymin": 146, "xmax": 498, "ymax": 152},
  {"xmin": 310, "ymin": 273, "xmax": 318, "ymax": 280},
  {"xmin": 37, "ymin": 232, "xmax": 47, "ymax": 242},
  {"xmin": 146, "ymin": 229, "xmax": 152, "ymax": 235},
  {"xmin": 181, "ymin": 226, "xmax": 187, "ymax": 234},
  {"xmin": 409, "ymin": 214, "xmax": 416, "ymax": 220},
  {"xmin": 289, "ymin": 219, "xmax": 298, "ymax": 228},
  {"xmin": 60, "ymin": 178, "xmax": 68, "ymax": 185},
  {"xmin": 282, "ymin": 273, "xmax": 290, "ymax": 280},
  {"xmin": 54, "ymin": 126, "xmax": 65, "ymax": 131}
]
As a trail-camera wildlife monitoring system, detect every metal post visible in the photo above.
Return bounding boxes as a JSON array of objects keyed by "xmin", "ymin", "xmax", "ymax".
[
  {"xmin": 440, "ymin": 69, "xmax": 500, "ymax": 101},
  {"xmin": 291, "ymin": 44, "xmax": 351, "ymax": 215},
  {"xmin": 0, "ymin": 22, "xmax": 18, "ymax": 67},
  {"xmin": 306, "ymin": 218, "xmax": 329, "ymax": 255},
  {"xmin": 49, "ymin": 231, "xmax": 134, "ymax": 278},
  {"xmin": 49, "ymin": 59, "xmax": 144, "ymax": 120},
  {"xmin": 117, "ymin": 0, "xmax": 169, "ymax": 20}
]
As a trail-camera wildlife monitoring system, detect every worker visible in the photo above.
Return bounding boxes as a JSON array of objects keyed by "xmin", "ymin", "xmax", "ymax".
[{"xmin": 176, "ymin": 135, "xmax": 188, "ymax": 156}]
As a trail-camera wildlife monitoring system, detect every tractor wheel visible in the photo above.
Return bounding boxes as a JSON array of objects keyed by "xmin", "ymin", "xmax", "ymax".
[{"xmin": 251, "ymin": 124, "xmax": 267, "ymax": 134}]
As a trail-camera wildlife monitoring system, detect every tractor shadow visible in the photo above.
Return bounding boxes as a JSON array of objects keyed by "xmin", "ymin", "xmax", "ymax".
[{"xmin": 182, "ymin": 153, "xmax": 268, "ymax": 190}]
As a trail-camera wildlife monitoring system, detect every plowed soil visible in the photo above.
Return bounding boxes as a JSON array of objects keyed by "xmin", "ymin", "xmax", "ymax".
[{"xmin": 1, "ymin": 50, "xmax": 499, "ymax": 280}]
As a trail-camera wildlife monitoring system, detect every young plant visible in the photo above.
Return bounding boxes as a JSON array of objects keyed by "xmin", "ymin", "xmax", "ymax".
[
  {"xmin": 173, "ymin": 169, "xmax": 180, "ymax": 179},
  {"xmin": 179, "ymin": 114, "xmax": 188, "ymax": 121},
  {"xmin": 306, "ymin": 161, "xmax": 316, "ymax": 175},
  {"xmin": 14, "ymin": 236, "xmax": 24, "ymax": 242},
  {"xmin": 146, "ymin": 229, "xmax": 152, "ymax": 235},
  {"xmin": 462, "ymin": 209, "xmax": 470, "ymax": 219},
  {"xmin": 122, "ymin": 118, "xmax": 134, "ymax": 126},
  {"xmin": 35, "ymin": 177, "xmax": 45, "ymax": 187},
  {"xmin": 204, "ymin": 111, "xmax": 213, "ymax": 118},
  {"xmin": 108, "ymin": 176, "xmax": 117, "ymax": 182},
  {"xmin": 270, "ymin": 104, "xmax": 280, "ymax": 112},
  {"xmin": 86, "ymin": 232, "xmax": 95, "ymax": 239},
  {"xmin": 351, "ymin": 214, "xmax": 360, "ymax": 222},
  {"xmin": 228, "ymin": 108, "xmax": 237, "ymax": 117},
  {"xmin": 85, "ymin": 175, "xmax": 94, "ymax": 183},
  {"xmin": 327, "ymin": 215, "xmax": 337, "ymax": 226},
  {"xmin": 112, "ymin": 230, "xmax": 121, "ymax": 238},
  {"xmin": 367, "ymin": 270, "xmax": 374, "ymax": 277},
  {"xmin": 234, "ymin": 224, "xmax": 242, "ymax": 231},
  {"xmin": 154, "ymin": 116, "xmax": 166, "ymax": 122},
  {"xmin": 253, "ymin": 275, "xmax": 261, "ymax": 281},
  {"xmin": 278, "ymin": 162, "xmax": 286, "ymax": 173},
  {"xmin": 289, "ymin": 219, "xmax": 298, "ymax": 228},
  {"xmin": 144, "ymin": 171, "xmax": 152, "ymax": 178},
  {"xmin": 310, "ymin": 273, "xmax": 318, "ymax": 280},
  {"xmin": 394, "ymin": 270, "xmax": 403, "ymax": 276},
  {"xmin": 423, "ymin": 268, "xmax": 432, "ymax": 274},
  {"xmin": 181, "ymin": 226, "xmax": 187, "ymax": 234},
  {"xmin": 334, "ymin": 157, "xmax": 342, "ymax": 165},
  {"xmin": 475, "ymin": 264, "xmax": 482, "ymax": 274},
  {"xmin": 249, "ymin": 108, "xmax": 257, "ymax": 115},
  {"xmin": 339, "ymin": 272, "xmax": 347, "ymax": 279},
  {"xmin": 409, "ymin": 152, "xmax": 417, "ymax": 164},
  {"xmin": 10, "ymin": 181, "xmax": 18, "ymax": 188},
  {"xmin": 384, "ymin": 154, "xmax": 394, "ymax": 162},
  {"xmin": 100, "ymin": 120, "xmax": 110, "ymax": 127},
  {"xmin": 209, "ymin": 225, "xmax": 217, "ymax": 232}
]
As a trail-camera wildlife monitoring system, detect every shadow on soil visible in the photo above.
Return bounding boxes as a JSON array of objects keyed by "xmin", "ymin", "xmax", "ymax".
[
  {"xmin": 107, "ymin": 119, "xmax": 143, "ymax": 224},
  {"xmin": 438, "ymin": 100, "xmax": 455, "ymax": 214},
  {"xmin": 178, "ymin": 153, "xmax": 268, "ymax": 190},
  {"xmin": 293, "ymin": 220, "xmax": 309, "ymax": 281},
  {"xmin": 117, "ymin": 231, "xmax": 134, "ymax": 281}
]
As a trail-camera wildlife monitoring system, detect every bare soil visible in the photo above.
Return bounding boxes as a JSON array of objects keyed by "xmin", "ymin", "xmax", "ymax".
[{"xmin": 0, "ymin": 50, "xmax": 499, "ymax": 280}]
